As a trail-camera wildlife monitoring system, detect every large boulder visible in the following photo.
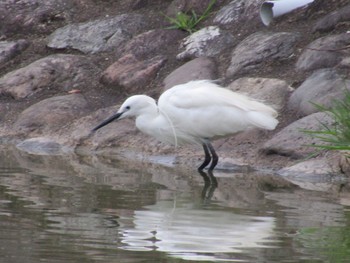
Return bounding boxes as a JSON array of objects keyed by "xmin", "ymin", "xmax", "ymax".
[
  {"xmin": 0, "ymin": 0, "xmax": 73, "ymax": 35},
  {"xmin": 288, "ymin": 68, "xmax": 350, "ymax": 116},
  {"xmin": 47, "ymin": 14, "xmax": 148, "ymax": 54},
  {"xmin": 163, "ymin": 57, "xmax": 218, "ymax": 90},
  {"xmin": 296, "ymin": 33, "xmax": 350, "ymax": 72},
  {"xmin": 100, "ymin": 54, "xmax": 167, "ymax": 92},
  {"xmin": 14, "ymin": 94, "xmax": 90, "ymax": 134},
  {"xmin": 226, "ymin": 32, "xmax": 299, "ymax": 78},
  {"xmin": 263, "ymin": 112, "xmax": 333, "ymax": 158},
  {"xmin": 176, "ymin": 26, "xmax": 235, "ymax": 60},
  {"xmin": 0, "ymin": 54, "xmax": 98, "ymax": 99},
  {"xmin": 228, "ymin": 77, "xmax": 292, "ymax": 111}
]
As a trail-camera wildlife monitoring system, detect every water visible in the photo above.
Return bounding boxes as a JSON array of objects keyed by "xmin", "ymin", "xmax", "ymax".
[{"xmin": 1, "ymin": 146, "xmax": 350, "ymax": 262}]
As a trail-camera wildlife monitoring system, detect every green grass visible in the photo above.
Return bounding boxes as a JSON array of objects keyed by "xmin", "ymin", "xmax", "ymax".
[
  {"xmin": 163, "ymin": 0, "xmax": 216, "ymax": 34},
  {"xmin": 303, "ymin": 91, "xmax": 350, "ymax": 152}
]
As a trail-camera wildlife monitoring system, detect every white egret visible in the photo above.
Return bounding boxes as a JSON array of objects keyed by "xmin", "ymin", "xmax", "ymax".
[{"xmin": 92, "ymin": 80, "xmax": 278, "ymax": 171}]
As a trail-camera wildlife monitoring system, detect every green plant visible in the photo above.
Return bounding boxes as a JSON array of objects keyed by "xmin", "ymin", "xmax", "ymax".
[
  {"xmin": 163, "ymin": 0, "xmax": 216, "ymax": 34},
  {"xmin": 303, "ymin": 91, "xmax": 350, "ymax": 151}
]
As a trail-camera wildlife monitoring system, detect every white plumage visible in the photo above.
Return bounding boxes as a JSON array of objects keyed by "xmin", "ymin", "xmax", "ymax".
[{"xmin": 92, "ymin": 80, "xmax": 278, "ymax": 171}]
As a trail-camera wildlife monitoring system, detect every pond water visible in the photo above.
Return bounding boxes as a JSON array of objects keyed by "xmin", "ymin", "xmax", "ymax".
[{"xmin": 1, "ymin": 146, "xmax": 350, "ymax": 262}]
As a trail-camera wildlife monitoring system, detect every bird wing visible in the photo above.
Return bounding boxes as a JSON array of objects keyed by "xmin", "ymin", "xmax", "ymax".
[
  {"xmin": 158, "ymin": 80, "xmax": 278, "ymax": 142},
  {"xmin": 159, "ymin": 80, "xmax": 277, "ymax": 116}
]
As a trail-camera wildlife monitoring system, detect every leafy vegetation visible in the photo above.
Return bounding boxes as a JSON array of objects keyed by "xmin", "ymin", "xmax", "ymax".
[
  {"xmin": 163, "ymin": 0, "xmax": 216, "ymax": 34},
  {"xmin": 303, "ymin": 90, "xmax": 350, "ymax": 152}
]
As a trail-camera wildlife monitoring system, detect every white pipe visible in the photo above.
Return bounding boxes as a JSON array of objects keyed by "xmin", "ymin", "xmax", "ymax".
[{"xmin": 260, "ymin": 0, "xmax": 314, "ymax": 26}]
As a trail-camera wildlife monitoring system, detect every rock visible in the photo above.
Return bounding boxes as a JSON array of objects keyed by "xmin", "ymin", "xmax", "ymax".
[
  {"xmin": 163, "ymin": 57, "xmax": 217, "ymax": 90},
  {"xmin": 177, "ymin": 26, "xmax": 235, "ymax": 60},
  {"xmin": 226, "ymin": 32, "xmax": 299, "ymax": 78},
  {"xmin": 121, "ymin": 29, "xmax": 186, "ymax": 59},
  {"xmin": 228, "ymin": 77, "xmax": 292, "ymax": 111},
  {"xmin": 16, "ymin": 137, "xmax": 68, "ymax": 155},
  {"xmin": 100, "ymin": 54, "xmax": 167, "ymax": 92},
  {"xmin": 313, "ymin": 4, "xmax": 350, "ymax": 33},
  {"xmin": 0, "ymin": 54, "xmax": 98, "ymax": 99},
  {"xmin": 0, "ymin": 40, "xmax": 30, "ymax": 67},
  {"xmin": 15, "ymin": 94, "xmax": 89, "ymax": 133},
  {"xmin": 213, "ymin": 0, "xmax": 245, "ymax": 26},
  {"xmin": 288, "ymin": 68, "xmax": 350, "ymax": 116},
  {"xmin": 47, "ymin": 14, "xmax": 148, "ymax": 54},
  {"xmin": 263, "ymin": 112, "xmax": 334, "ymax": 158},
  {"xmin": 296, "ymin": 33, "xmax": 350, "ymax": 72},
  {"xmin": 0, "ymin": 0, "xmax": 72, "ymax": 35}
]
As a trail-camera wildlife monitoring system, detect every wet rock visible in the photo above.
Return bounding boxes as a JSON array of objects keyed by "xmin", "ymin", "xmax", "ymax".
[
  {"xmin": 263, "ymin": 112, "xmax": 333, "ymax": 158},
  {"xmin": 163, "ymin": 57, "xmax": 217, "ymax": 90},
  {"xmin": 15, "ymin": 94, "xmax": 89, "ymax": 133},
  {"xmin": 228, "ymin": 77, "xmax": 292, "ymax": 111},
  {"xmin": 0, "ymin": 40, "xmax": 30, "ymax": 67},
  {"xmin": 100, "ymin": 54, "xmax": 167, "ymax": 92},
  {"xmin": 47, "ymin": 14, "xmax": 148, "ymax": 54},
  {"xmin": 177, "ymin": 26, "xmax": 235, "ymax": 60},
  {"xmin": 288, "ymin": 68, "xmax": 350, "ymax": 116},
  {"xmin": 213, "ymin": 0, "xmax": 245, "ymax": 26},
  {"xmin": 0, "ymin": 54, "xmax": 98, "ymax": 99},
  {"xmin": 121, "ymin": 29, "xmax": 186, "ymax": 59},
  {"xmin": 226, "ymin": 32, "xmax": 299, "ymax": 78},
  {"xmin": 296, "ymin": 33, "xmax": 350, "ymax": 72},
  {"xmin": 313, "ymin": 4, "xmax": 350, "ymax": 33},
  {"xmin": 16, "ymin": 137, "xmax": 68, "ymax": 155}
]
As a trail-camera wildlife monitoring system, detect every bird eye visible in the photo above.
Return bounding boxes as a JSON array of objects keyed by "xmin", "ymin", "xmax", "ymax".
[{"xmin": 125, "ymin": 106, "xmax": 131, "ymax": 110}]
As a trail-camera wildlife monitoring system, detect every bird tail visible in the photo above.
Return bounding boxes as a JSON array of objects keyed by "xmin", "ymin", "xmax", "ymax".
[{"xmin": 246, "ymin": 111, "xmax": 279, "ymax": 130}]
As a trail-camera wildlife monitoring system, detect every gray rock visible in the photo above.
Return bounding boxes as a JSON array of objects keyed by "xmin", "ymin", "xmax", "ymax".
[
  {"xmin": 296, "ymin": 33, "xmax": 350, "ymax": 72},
  {"xmin": 213, "ymin": 0, "xmax": 245, "ymax": 26},
  {"xmin": 0, "ymin": 54, "xmax": 98, "ymax": 99},
  {"xmin": 100, "ymin": 54, "xmax": 167, "ymax": 92},
  {"xmin": 177, "ymin": 26, "xmax": 235, "ymax": 60},
  {"xmin": 263, "ymin": 112, "xmax": 333, "ymax": 158},
  {"xmin": 228, "ymin": 77, "xmax": 292, "ymax": 111},
  {"xmin": 16, "ymin": 137, "xmax": 68, "ymax": 155},
  {"xmin": 121, "ymin": 29, "xmax": 186, "ymax": 59},
  {"xmin": 15, "ymin": 94, "xmax": 89, "ymax": 133},
  {"xmin": 313, "ymin": 4, "xmax": 350, "ymax": 33},
  {"xmin": 163, "ymin": 57, "xmax": 217, "ymax": 90},
  {"xmin": 226, "ymin": 32, "xmax": 299, "ymax": 78},
  {"xmin": 0, "ymin": 40, "xmax": 30, "ymax": 67},
  {"xmin": 288, "ymin": 68, "xmax": 350, "ymax": 116},
  {"xmin": 47, "ymin": 14, "xmax": 148, "ymax": 54},
  {"xmin": 0, "ymin": 0, "xmax": 72, "ymax": 35}
]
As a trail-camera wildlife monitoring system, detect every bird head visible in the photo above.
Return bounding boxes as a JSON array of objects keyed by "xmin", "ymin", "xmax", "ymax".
[{"xmin": 91, "ymin": 95, "xmax": 156, "ymax": 132}]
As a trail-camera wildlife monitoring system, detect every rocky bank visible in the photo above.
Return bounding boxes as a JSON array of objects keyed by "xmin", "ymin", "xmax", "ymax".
[{"xmin": 1, "ymin": 0, "xmax": 350, "ymax": 178}]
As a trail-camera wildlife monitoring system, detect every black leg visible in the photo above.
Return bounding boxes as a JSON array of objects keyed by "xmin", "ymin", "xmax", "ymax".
[
  {"xmin": 198, "ymin": 143, "xmax": 211, "ymax": 171},
  {"xmin": 207, "ymin": 142, "xmax": 218, "ymax": 171}
]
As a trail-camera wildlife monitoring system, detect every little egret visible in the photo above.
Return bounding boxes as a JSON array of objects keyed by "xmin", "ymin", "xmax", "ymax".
[{"xmin": 92, "ymin": 80, "xmax": 278, "ymax": 171}]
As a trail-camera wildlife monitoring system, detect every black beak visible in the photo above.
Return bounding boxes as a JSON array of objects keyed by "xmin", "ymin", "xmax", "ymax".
[{"xmin": 91, "ymin": 112, "xmax": 123, "ymax": 132}]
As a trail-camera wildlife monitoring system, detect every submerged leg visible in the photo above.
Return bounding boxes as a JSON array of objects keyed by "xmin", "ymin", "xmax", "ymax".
[
  {"xmin": 198, "ymin": 143, "xmax": 211, "ymax": 171},
  {"xmin": 207, "ymin": 143, "xmax": 218, "ymax": 171}
]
